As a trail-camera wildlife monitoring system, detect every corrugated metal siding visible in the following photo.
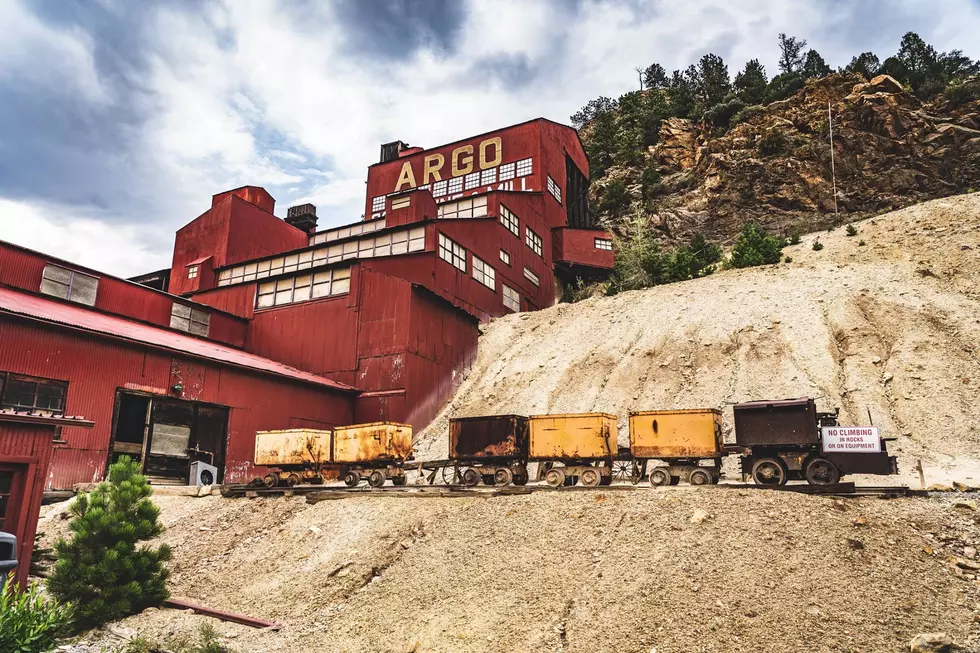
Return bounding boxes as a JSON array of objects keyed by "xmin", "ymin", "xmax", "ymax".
[
  {"xmin": 0, "ymin": 316, "xmax": 355, "ymax": 488},
  {"xmin": 0, "ymin": 244, "xmax": 47, "ymax": 293},
  {"xmin": 191, "ymin": 284, "xmax": 257, "ymax": 320},
  {"xmin": 0, "ymin": 422, "xmax": 55, "ymax": 587},
  {"xmin": 553, "ymin": 228, "xmax": 615, "ymax": 269}
]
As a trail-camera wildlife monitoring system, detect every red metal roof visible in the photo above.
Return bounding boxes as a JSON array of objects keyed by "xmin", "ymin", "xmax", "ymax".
[
  {"xmin": 0, "ymin": 286, "xmax": 357, "ymax": 393},
  {"xmin": 0, "ymin": 408, "xmax": 95, "ymax": 429}
]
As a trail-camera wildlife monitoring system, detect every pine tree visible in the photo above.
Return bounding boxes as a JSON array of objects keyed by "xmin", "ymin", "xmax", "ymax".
[
  {"xmin": 844, "ymin": 52, "xmax": 881, "ymax": 79},
  {"xmin": 802, "ymin": 49, "xmax": 831, "ymax": 78},
  {"xmin": 734, "ymin": 59, "xmax": 768, "ymax": 104},
  {"xmin": 47, "ymin": 457, "xmax": 171, "ymax": 631},
  {"xmin": 777, "ymin": 33, "xmax": 807, "ymax": 74}
]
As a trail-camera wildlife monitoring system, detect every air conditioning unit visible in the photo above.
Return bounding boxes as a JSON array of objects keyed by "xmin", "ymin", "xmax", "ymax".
[
  {"xmin": 0, "ymin": 532, "xmax": 17, "ymax": 589},
  {"xmin": 189, "ymin": 460, "xmax": 218, "ymax": 487}
]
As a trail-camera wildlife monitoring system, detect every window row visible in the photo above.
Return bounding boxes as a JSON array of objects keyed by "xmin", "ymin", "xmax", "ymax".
[
  {"xmin": 525, "ymin": 227, "xmax": 542, "ymax": 257},
  {"xmin": 437, "ymin": 196, "xmax": 488, "ymax": 220},
  {"xmin": 595, "ymin": 238, "xmax": 613, "ymax": 250},
  {"xmin": 40, "ymin": 264, "xmax": 98, "ymax": 306},
  {"xmin": 170, "ymin": 303, "xmax": 211, "ymax": 337},
  {"xmin": 256, "ymin": 267, "xmax": 352, "ymax": 308},
  {"xmin": 547, "ymin": 175, "xmax": 562, "ymax": 204},
  {"xmin": 0, "ymin": 372, "xmax": 67, "ymax": 414},
  {"xmin": 310, "ymin": 218, "xmax": 387, "ymax": 246},
  {"xmin": 217, "ymin": 227, "xmax": 424, "ymax": 286},
  {"xmin": 438, "ymin": 233, "xmax": 467, "ymax": 271}
]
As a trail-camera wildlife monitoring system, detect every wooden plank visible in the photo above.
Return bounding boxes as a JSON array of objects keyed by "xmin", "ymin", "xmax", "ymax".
[{"xmin": 164, "ymin": 597, "xmax": 280, "ymax": 630}]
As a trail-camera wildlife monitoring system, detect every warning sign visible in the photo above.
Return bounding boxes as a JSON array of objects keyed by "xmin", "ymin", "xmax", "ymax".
[{"xmin": 821, "ymin": 426, "xmax": 881, "ymax": 453}]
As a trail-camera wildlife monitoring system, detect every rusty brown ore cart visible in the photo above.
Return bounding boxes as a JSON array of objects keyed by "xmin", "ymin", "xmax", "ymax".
[
  {"xmin": 629, "ymin": 409, "xmax": 724, "ymax": 486},
  {"xmin": 446, "ymin": 415, "xmax": 531, "ymax": 486},
  {"xmin": 730, "ymin": 398, "xmax": 898, "ymax": 486}
]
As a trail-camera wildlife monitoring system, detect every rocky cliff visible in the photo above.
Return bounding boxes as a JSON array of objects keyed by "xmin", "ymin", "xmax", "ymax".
[{"xmin": 593, "ymin": 73, "xmax": 980, "ymax": 242}]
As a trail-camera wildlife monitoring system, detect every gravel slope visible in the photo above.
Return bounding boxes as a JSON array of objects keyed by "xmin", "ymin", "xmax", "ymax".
[{"xmin": 416, "ymin": 193, "xmax": 980, "ymax": 486}]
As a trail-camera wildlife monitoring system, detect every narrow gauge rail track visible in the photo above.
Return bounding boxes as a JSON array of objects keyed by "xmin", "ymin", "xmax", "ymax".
[{"xmin": 219, "ymin": 482, "xmax": 912, "ymax": 500}]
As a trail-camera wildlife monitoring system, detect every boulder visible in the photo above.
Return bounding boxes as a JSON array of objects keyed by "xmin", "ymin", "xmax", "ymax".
[{"xmin": 909, "ymin": 632, "xmax": 961, "ymax": 652}]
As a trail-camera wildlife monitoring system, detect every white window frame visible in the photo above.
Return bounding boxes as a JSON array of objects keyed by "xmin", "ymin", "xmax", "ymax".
[
  {"xmin": 500, "ymin": 204, "xmax": 519, "ymax": 236},
  {"xmin": 438, "ymin": 196, "xmax": 488, "ymax": 219},
  {"xmin": 256, "ymin": 267, "xmax": 351, "ymax": 309},
  {"xmin": 187, "ymin": 265, "xmax": 199, "ymax": 279},
  {"xmin": 525, "ymin": 227, "xmax": 542, "ymax": 257},
  {"xmin": 471, "ymin": 256, "xmax": 495, "ymax": 290},
  {"xmin": 438, "ymin": 233, "xmax": 467, "ymax": 271},
  {"xmin": 515, "ymin": 158, "xmax": 533, "ymax": 177},
  {"xmin": 595, "ymin": 238, "xmax": 613, "ymax": 251},
  {"xmin": 499, "ymin": 249, "xmax": 511, "ymax": 265},
  {"xmin": 523, "ymin": 267, "xmax": 540, "ymax": 286},
  {"xmin": 40, "ymin": 264, "xmax": 99, "ymax": 306},
  {"xmin": 502, "ymin": 284, "xmax": 520, "ymax": 311},
  {"xmin": 547, "ymin": 175, "xmax": 562, "ymax": 203},
  {"xmin": 170, "ymin": 303, "xmax": 211, "ymax": 336}
]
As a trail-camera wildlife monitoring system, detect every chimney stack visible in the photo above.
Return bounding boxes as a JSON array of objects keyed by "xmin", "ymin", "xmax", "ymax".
[{"xmin": 285, "ymin": 203, "xmax": 318, "ymax": 235}]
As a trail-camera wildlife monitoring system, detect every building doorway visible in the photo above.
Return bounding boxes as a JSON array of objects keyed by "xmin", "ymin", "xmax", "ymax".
[{"xmin": 110, "ymin": 392, "xmax": 228, "ymax": 485}]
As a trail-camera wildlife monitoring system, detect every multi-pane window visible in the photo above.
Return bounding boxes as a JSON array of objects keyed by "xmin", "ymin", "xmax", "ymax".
[
  {"xmin": 464, "ymin": 172, "xmax": 481, "ymax": 190},
  {"xmin": 187, "ymin": 265, "xmax": 199, "ymax": 279},
  {"xmin": 547, "ymin": 175, "xmax": 562, "ymax": 203},
  {"xmin": 515, "ymin": 158, "xmax": 533, "ymax": 177},
  {"xmin": 309, "ymin": 219, "xmax": 386, "ymax": 246},
  {"xmin": 525, "ymin": 227, "xmax": 543, "ymax": 257},
  {"xmin": 371, "ymin": 196, "xmax": 386, "ymax": 213},
  {"xmin": 447, "ymin": 177, "xmax": 463, "ymax": 194},
  {"xmin": 502, "ymin": 284, "xmax": 520, "ymax": 312},
  {"xmin": 170, "ymin": 303, "xmax": 211, "ymax": 336},
  {"xmin": 438, "ymin": 233, "xmax": 467, "ymax": 271},
  {"xmin": 40, "ymin": 264, "xmax": 99, "ymax": 306},
  {"xmin": 500, "ymin": 204, "xmax": 519, "ymax": 236},
  {"xmin": 390, "ymin": 195, "xmax": 411, "ymax": 210},
  {"xmin": 480, "ymin": 168, "xmax": 497, "ymax": 185},
  {"xmin": 218, "ymin": 228, "xmax": 423, "ymax": 286},
  {"xmin": 595, "ymin": 238, "xmax": 613, "ymax": 250},
  {"xmin": 255, "ymin": 267, "xmax": 351, "ymax": 308},
  {"xmin": 438, "ymin": 196, "xmax": 488, "ymax": 219},
  {"xmin": 472, "ymin": 256, "xmax": 495, "ymax": 290},
  {"xmin": 499, "ymin": 249, "xmax": 511, "ymax": 265},
  {"xmin": 524, "ymin": 267, "xmax": 540, "ymax": 286},
  {"xmin": 0, "ymin": 373, "xmax": 67, "ymax": 414},
  {"xmin": 432, "ymin": 180, "xmax": 448, "ymax": 197},
  {"xmin": 499, "ymin": 162, "xmax": 516, "ymax": 181}
]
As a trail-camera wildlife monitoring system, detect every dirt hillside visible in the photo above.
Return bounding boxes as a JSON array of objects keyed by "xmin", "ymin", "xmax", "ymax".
[
  {"xmin": 417, "ymin": 192, "xmax": 980, "ymax": 486},
  {"xmin": 42, "ymin": 489, "xmax": 980, "ymax": 653}
]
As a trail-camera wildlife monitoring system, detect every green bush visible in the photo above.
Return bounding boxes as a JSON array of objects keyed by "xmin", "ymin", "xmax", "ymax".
[
  {"xmin": 858, "ymin": 239, "xmax": 867, "ymax": 246},
  {"xmin": 728, "ymin": 223, "xmax": 784, "ymax": 268},
  {"xmin": 0, "ymin": 583, "xmax": 74, "ymax": 652},
  {"xmin": 845, "ymin": 224, "xmax": 858, "ymax": 237},
  {"xmin": 943, "ymin": 79, "xmax": 980, "ymax": 107},
  {"xmin": 48, "ymin": 456, "xmax": 172, "ymax": 631},
  {"xmin": 607, "ymin": 223, "xmax": 722, "ymax": 294},
  {"xmin": 703, "ymin": 97, "xmax": 746, "ymax": 129},
  {"xmin": 784, "ymin": 256, "xmax": 793, "ymax": 263},
  {"xmin": 125, "ymin": 623, "xmax": 233, "ymax": 653},
  {"xmin": 640, "ymin": 160, "xmax": 662, "ymax": 199},
  {"xmin": 597, "ymin": 180, "xmax": 632, "ymax": 217},
  {"xmin": 757, "ymin": 128, "xmax": 790, "ymax": 156},
  {"xmin": 786, "ymin": 229, "xmax": 802, "ymax": 245},
  {"xmin": 730, "ymin": 104, "xmax": 764, "ymax": 127},
  {"xmin": 812, "ymin": 239, "xmax": 824, "ymax": 251}
]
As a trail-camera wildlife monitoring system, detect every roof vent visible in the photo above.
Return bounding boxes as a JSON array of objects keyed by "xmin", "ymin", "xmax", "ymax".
[
  {"xmin": 285, "ymin": 203, "xmax": 318, "ymax": 235},
  {"xmin": 380, "ymin": 140, "xmax": 408, "ymax": 163}
]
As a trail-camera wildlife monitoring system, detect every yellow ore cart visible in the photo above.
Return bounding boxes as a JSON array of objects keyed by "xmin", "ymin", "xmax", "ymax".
[
  {"xmin": 629, "ymin": 409, "xmax": 723, "ymax": 486},
  {"xmin": 254, "ymin": 428, "xmax": 332, "ymax": 488},
  {"xmin": 333, "ymin": 422, "xmax": 413, "ymax": 488},
  {"xmin": 528, "ymin": 412, "xmax": 617, "ymax": 488}
]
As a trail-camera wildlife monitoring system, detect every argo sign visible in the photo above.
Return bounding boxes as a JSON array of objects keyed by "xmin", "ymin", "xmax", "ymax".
[
  {"xmin": 821, "ymin": 426, "xmax": 881, "ymax": 453},
  {"xmin": 393, "ymin": 137, "xmax": 503, "ymax": 192}
]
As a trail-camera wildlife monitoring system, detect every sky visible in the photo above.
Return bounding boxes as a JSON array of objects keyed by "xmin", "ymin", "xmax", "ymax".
[{"xmin": 2, "ymin": 0, "xmax": 979, "ymax": 278}]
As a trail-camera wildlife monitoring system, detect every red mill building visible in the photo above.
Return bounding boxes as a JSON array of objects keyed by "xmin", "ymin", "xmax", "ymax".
[{"xmin": 0, "ymin": 118, "xmax": 613, "ymax": 489}]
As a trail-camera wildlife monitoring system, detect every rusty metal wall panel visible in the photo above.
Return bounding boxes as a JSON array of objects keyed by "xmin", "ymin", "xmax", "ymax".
[
  {"xmin": 191, "ymin": 284, "xmax": 257, "ymax": 320},
  {"xmin": 552, "ymin": 228, "xmax": 615, "ymax": 269},
  {"xmin": 331, "ymin": 422, "xmax": 412, "ymax": 463},
  {"xmin": 254, "ymin": 429, "xmax": 331, "ymax": 467},
  {"xmin": 629, "ymin": 409, "xmax": 722, "ymax": 459},
  {"xmin": 733, "ymin": 399, "xmax": 819, "ymax": 446},
  {"xmin": 449, "ymin": 415, "xmax": 529, "ymax": 461},
  {"xmin": 528, "ymin": 413, "xmax": 617, "ymax": 460},
  {"xmin": 0, "ymin": 243, "xmax": 47, "ymax": 292},
  {"xmin": 0, "ymin": 423, "xmax": 55, "ymax": 587}
]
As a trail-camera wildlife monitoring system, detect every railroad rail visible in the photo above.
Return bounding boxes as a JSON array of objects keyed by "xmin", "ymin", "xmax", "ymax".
[{"xmin": 219, "ymin": 482, "xmax": 912, "ymax": 500}]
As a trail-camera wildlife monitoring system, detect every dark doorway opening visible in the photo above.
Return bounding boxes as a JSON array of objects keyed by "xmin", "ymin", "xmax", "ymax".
[{"xmin": 110, "ymin": 392, "xmax": 228, "ymax": 485}]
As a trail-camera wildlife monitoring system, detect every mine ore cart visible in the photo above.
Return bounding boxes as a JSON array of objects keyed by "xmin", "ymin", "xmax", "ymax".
[
  {"xmin": 629, "ymin": 408, "xmax": 724, "ymax": 486},
  {"xmin": 448, "ymin": 415, "xmax": 531, "ymax": 486},
  {"xmin": 730, "ymin": 398, "xmax": 898, "ymax": 486},
  {"xmin": 253, "ymin": 422, "xmax": 413, "ymax": 488},
  {"xmin": 529, "ymin": 413, "xmax": 616, "ymax": 487}
]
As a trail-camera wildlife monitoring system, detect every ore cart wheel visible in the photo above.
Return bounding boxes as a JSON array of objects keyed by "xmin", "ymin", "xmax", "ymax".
[
  {"xmin": 285, "ymin": 473, "xmax": 301, "ymax": 487},
  {"xmin": 580, "ymin": 468, "xmax": 602, "ymax": 488},
  {"xmin": 513, "ymin": 466, "xmax": 529, "ymax": 486},
  {"xmin": 612, "ymin": 460, "xmax": 641, "ymax": 483},
  {"xmin": 751, "ymin": 458, "xmax": 787, "ymax": 486},
  {"xmin": 441, "ymin": 465, "xmax": 460, "ymax": 485},
  {"xmin": 368, "ymin": 470, "xmax": 386, "ymax": 488},
  {"xmin": 545, "ymin": 468, "xmax": 566, "ymax": 488},
  {"xmin": 805, "ymin": 458, "xmax": 840, "ymax": 486},
  {"xmin": 392, "ymin": 475, "xmax": 407, "ymax": 486},
  {"xmin": 462, "ymin": 468, "xmax": 481, "ymax": 487},
  {"xmin": 649, "ymin": 467, "xmax": 671, "ymax": 487},
  {"xmin": 262, "ymin": 473, "xmax": 279, "ymax": 489},
  {"xmin": 343, "ymin": 471, "xmax": 361, "ymax": 487},
  {"xmin": 689, "ymin": 469, "xmax": 712, "ymax": 486},
  {"xmin": 309, "ymin": 475, "xmax": 324, "ymax": 485},
  {"xmin": 494, "ymin": 467, "xmax": 514, "ymax": 486}
]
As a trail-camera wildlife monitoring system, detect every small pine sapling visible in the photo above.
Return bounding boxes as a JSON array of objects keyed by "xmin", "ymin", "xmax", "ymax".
[
  {"xmin": 846, "ymin": 224, "xmax": 858, "ymax": 237},
  {"xmin": 812, "ymin": 239, "xmax": 824, "ymax": 251},
  {"xmin": 48, "ymin": 456, "xmax": 172, "ymax": 631}
]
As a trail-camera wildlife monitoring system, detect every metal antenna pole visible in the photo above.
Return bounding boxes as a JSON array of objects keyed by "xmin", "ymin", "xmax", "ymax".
[{"xmin": 828, "ymin": 101, "xmax": 839, "ymax": 224}]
